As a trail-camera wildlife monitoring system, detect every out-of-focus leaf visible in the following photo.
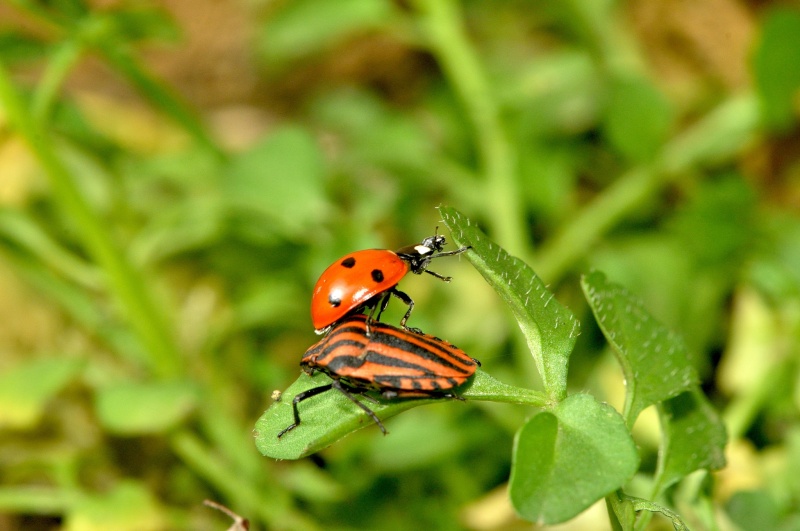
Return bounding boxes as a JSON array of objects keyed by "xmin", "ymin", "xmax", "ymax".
[
  {"xmin": 509, "ymin": 394, "xmax": 639, "ymax": 524},
  {"xmin": 64, "ymin": 481, "xmax": 166, "ymax": 531},
  {"xmin": 365, "ymin": 408, "xmax": 467, "ymax": 471},
  {"xmin": 582, "ymin": 271, "xmax": 698, "ymax": 425},
  {"xmin": 94, "ymin": 380, "xmax": 198, "ymax": 435},
  {"xmin": 110, "ymin": 6, "xmax": 181, "ymax": 43},
  {"xmin": 726, "ymin": 490, "xmax": 780, "ymax": 531},
  {"xmin": 753, "ymin": 7, "xmax": 800, "ymax": 131},
  {"xmin": 259, "ymin": 0, "xmax": 395, "ymax": 67},
  {"xmin": 501, "ymin": 50, "xmax": 602, "ymax": 137},
  {"xmin": 224, "ymin": 126, "xmax": 327, "ymax": 236},
  {"xmin": 602, "ymin": 74, "xmax": 673, "ymax": 162},
  {"xmin": 440, "ymin": 206, "xmax": 579, "ymax": 401},
  {"xmin": 668, "ymin": 175, "xmax": 756, "ymax": 268},
  {"xmin": 750, "ymin": 212, "xmax": 800, "ymax": 300},
  {"xmin": 0, "ymin": 357, "xmax": 84, "ymax": 429},
  {"xmin": 310, "ymin": 89, "xmax": 434, "ymax": 177},
  {"xmin": 0, "ymin": 31, "xmax": 48, "ymax": 63}
]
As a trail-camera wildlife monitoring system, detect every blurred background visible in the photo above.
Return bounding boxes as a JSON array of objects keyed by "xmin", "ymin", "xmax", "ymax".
[{"xmin": 1, "ymin": 0, "xmax": 799, "ymax": 529}]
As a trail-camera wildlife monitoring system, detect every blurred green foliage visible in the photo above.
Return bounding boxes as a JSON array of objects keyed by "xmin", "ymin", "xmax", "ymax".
[{"xmin": 0, "ymin": 0, "xmax": 799, "ymax": 529}]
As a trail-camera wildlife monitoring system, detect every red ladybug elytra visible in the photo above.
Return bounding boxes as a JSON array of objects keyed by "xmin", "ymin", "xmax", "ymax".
[{"xmin": 311, "ymin": 232, "xmax": 470, "ymax": 334}]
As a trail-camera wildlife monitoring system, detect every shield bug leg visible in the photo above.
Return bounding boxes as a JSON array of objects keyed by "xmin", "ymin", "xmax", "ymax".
[
  {"xmin": 332, "ymin": 380, "xmax": 388, "ymax": 435},
  {"xmin": 277, "ymin": 383, "xmax": 334, "ymax": 438}
]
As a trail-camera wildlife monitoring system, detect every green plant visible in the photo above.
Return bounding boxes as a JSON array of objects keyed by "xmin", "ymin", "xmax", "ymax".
[
  {"xmin": 1, "ymin": 0, "xmax": 799, "ymax": 529},
  {"xmin": 257, "ymin": 207, "xmax": 726, "ymax": 529}
]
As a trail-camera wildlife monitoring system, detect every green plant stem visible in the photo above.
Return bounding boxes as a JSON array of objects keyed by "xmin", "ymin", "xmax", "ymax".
[
  {"xmin": 412, "ymin": 0, "xmax": 527, "ymax": 258},
  {"xmin": 0, "ymin": 62, "xmax": 181, "ymax": 378},
  {"xmin": 7, "ymin": 0, "xmax": 224, "ymax": 160},
  {"xmin": 536, "ymin": 94, "xmax": 760, "ymax": 283},
  {"xmin": 32, "ymin": 38, "xmax": 83, "ymax": 124},
  {"xmin": 467, "ymin": 388, "xmax": 549, "ymax": 408},
  {"xmin": 97, "ymin": 42, "xmax": 225, "ymax": 160},
  {"xmin": 0, "ymin": 208, "xmax": 102, "ymax": 289}
]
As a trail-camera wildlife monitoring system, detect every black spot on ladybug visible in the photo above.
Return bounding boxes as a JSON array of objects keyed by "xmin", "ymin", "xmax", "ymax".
[
  {"xmin": 371, "ymin": 269, "xmax": 385, "ymax": 283},
  {"xmin": 329, "ymin": 294, "xmax": 342, "ymax": 307},
  {"xmin": 341, "ymin": 257, "xmax": 356, "ymax": 268}
]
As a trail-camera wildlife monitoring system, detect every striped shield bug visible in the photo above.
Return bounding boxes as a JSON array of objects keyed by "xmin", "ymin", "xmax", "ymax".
[
  {"xmin": 311, "ymin": 231, "xmax": 470, "ymax": 334},
  {"xmin": 277, "ymin": 314, "xmax": 479, "ymax": 438}
]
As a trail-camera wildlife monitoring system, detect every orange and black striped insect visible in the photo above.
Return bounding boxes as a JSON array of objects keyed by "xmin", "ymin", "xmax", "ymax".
[{"xmin": 277, "ymin": 314, "xmax": 479, "ymax": 438}]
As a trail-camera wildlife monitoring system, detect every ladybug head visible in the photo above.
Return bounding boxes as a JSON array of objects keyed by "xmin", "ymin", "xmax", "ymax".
[
  {"xmin": 418, "ymin": 234, "xmax": 447, "ymax": 253},
  {"xmin": 394, "ymin": 232, "xmax": 450, "ymax": 273}
]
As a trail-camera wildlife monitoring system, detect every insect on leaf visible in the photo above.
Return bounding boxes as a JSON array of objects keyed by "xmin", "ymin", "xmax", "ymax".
[{"xmin": 255, "ymin": 368, "xmax": 540, "ymax": 460}]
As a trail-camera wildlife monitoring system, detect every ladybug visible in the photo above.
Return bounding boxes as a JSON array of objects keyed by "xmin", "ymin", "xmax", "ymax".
[
  {"xmin": 311, "ymin": 232, "xmax": 470, "ymax": 334},
  {"xmin": 277, "ymin": 314, "xmax": 479, "ymax": 438}
]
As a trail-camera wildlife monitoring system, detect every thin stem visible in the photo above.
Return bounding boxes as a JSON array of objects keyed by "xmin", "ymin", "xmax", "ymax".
[
  {"xmin": 536, "ymin": 94, "xmax": 760, "ymax": 283},
  {"xmin": 97, "ymin": 41, "xmax": 225, "ymax": 161},
  {"xmin": 0, "ymin": 61, "xmax": 182, "ymax": 378},
  {"xmin": 463, "ymin": 370, "xmax": 550, "ymax": 408},
  {"xmin": 7, "ymin": 1, "xmax": 225, "ymax": 160},
  {"xmin": 32, "ymin": 38, "xmax": 83, "ymax": 124},
  {"xmin": 412, "ymin": 0, "xmax": 527, "ymax": 258}
]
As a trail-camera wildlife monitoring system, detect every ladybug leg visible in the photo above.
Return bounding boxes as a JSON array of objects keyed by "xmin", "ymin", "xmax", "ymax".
[
  {"xmin": 422, "ymin": 269, "xmax": 453, "ymax": 282},
  {"xmin": 387, "ymin": 287, "xmax": 414, "ymax": 329},
  {"xmin": 277, "ymin": 382, "xmax": 334, "ymax": 438},
  {"xmin": 332, "ymin": 380, "xmax": 388, "ymax": 435},
  {"xmin": 428, "ymin": 246, "xmax": 471, "ymax": 260},
  {"xmin": 422, "ymin": 246, "xmax": 471, "ymax": 282}
]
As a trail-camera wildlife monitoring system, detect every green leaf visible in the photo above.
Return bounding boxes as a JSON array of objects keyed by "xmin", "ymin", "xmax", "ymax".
[
  {"xmin": 753, "ymin": 7, "xmax": 800, "ymax": 131},
  {"xmin": 602, "ymin": 74, "xmax": 674, "ymax": 162},
  {"xmin": 94, "ymin": 380, "xmax": 198, "ymax": 435},
  {"xmin": 0, "ymin": 357, "xmax": 84, "ymax": 429},
  {"xmin": 439, "ymin": 206, "xmax": 579, "ymax": 400},
  {"xmin": 726, "ymin": 489, "xmax": 780, "ymax": 531},
  {"xmin": 655, "ymin": 388, "xmax": 727, "ymax": 492},
  {"xmin": 64, "ymin": 480, "xmax": 166, "ymax": 531},
  {"xmin": 509, "ymin": 394, "xmax": 639, "ymax": 524},
  {"xmin": 581, "ymin": 271, "xmax": 698, "ymax": 425},
  {"xmin": 110, "ymin": 6, "xmax": 181, "ymax": 43},
  {"xmin": 255, "ymin": 369, "xmax": 545, "ymax": 460},
  {"xmin": 259, "ymin": 0, "xmax": 394, "ymax": 67},
  {"xmin": 224, "ymin": 126, "xmax": 328, "ymax": 235},
  {"xmin": 310, "ymin": 89, "xmax": 434, "ymax": 175}
]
